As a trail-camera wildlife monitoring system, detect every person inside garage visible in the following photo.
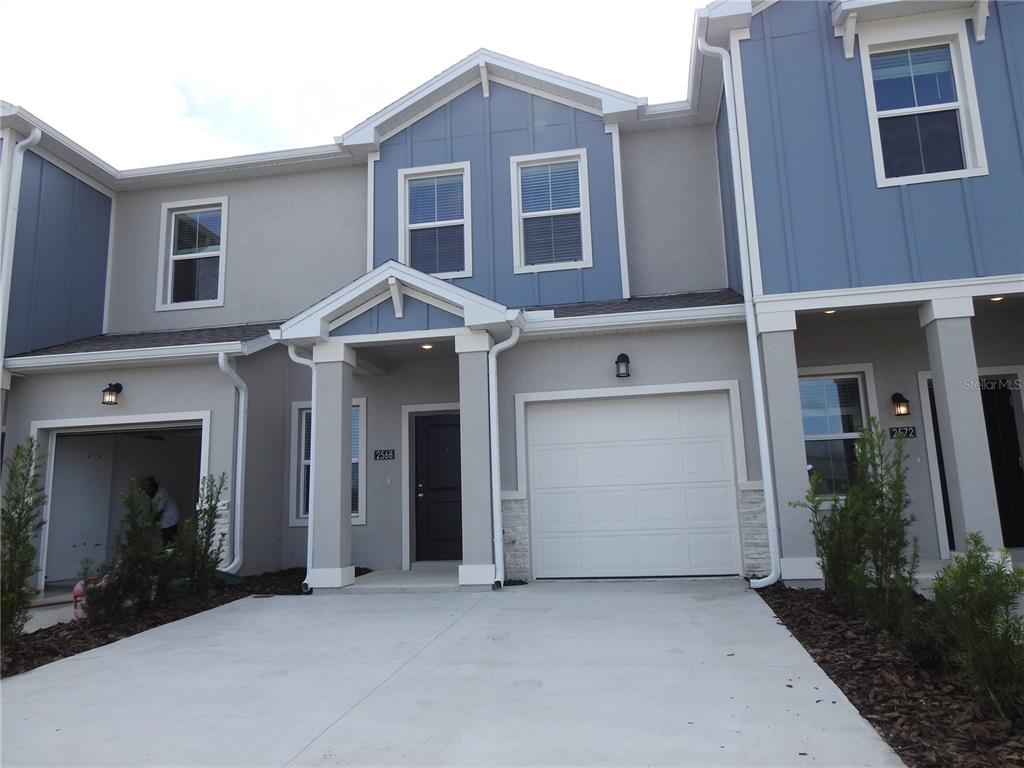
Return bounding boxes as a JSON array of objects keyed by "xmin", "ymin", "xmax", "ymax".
[{"xmin": 141, "ymin": 476, "xmax": 181, "ymax": 545}]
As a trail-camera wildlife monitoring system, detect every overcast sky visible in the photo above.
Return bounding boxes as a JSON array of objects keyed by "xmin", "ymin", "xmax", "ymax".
[{"xmin": 0, "ymin": 0, "xmax": 706, "ymax": 169}]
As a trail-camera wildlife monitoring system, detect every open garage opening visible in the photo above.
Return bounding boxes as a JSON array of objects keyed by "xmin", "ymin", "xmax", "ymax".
[{"xmin": 41, "ymin": 424, "xmax": 203, "ymax": 595}]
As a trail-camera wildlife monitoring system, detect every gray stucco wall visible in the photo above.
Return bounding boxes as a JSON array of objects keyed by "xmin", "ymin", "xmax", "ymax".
[
  {"xmin": 791, "ymin": 300, "xmax": 1024, "ymax": 559},
  {"xmin": 8, "ymin": 151, "xmax": 111, "ymax": 355},
  {"xmin": 619, "ymin": 124, "xmax": 728, "ymax": 297},
  {"xmin": 105, "ymin": 166, "xmax": 366, "ymax": 333}
]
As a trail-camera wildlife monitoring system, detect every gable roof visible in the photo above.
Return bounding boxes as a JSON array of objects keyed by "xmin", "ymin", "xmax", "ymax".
[{"xmin": 273, "ymin": 261, "xmax": 511, "ymax": 343}]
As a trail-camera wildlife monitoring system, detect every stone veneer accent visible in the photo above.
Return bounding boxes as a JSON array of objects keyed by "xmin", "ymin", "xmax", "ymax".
[
  {"xmin": 501, "ymin": 498, "xmax": 531, "ymax": 581},
  {"xmin": 739, "ymin": 481, "xmax": 770, "ymax": 578}
]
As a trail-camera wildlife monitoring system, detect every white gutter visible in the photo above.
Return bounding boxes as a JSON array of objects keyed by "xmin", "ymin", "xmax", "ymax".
[
  {"xmin": 697, "ymin": 33, "xmax": 781, "ymax": 588},
  {"xmin": 286, "ymin": 343, "xmax": 318, "ymax": 589},
  {"xmin": 0, "ymin": 127, "xmax": 42, "ymax": 379},
  {"xmin": 217, "ymin": 352, "xmax": 248, "ymax": 574},
  {"xmin": 488, "ymin": 313, "xmax": 525, "ymax": 585}
]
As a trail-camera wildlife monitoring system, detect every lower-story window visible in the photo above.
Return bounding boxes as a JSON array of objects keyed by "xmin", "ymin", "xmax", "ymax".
[
  {"xmin": 290, "ymin": 398, "xmax": 366, "ymax": 526},
  {"xmin": 798, "ymin": 374, "xmax": 868, "ymax": 495}
]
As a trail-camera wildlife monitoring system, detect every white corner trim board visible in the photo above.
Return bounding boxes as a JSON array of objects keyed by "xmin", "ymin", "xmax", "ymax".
[
  {"xmin": 30, "ymin": 410, "xmax": 212, "ymax": 593},
  {"xmin": 303, "ymin": 566, "xmax": 356, "ymax": 590},
  {"xmin": 505, "ymin": 380, "xmax": 748, "ymax": 502}
]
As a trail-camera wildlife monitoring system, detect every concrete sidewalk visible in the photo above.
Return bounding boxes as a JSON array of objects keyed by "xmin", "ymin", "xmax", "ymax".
[{"xmin": 1, "ymin": 579, "xmax": 901, "ymax": 767}]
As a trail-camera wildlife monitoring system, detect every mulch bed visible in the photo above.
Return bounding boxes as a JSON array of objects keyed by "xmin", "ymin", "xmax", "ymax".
[
  {"xmin": 1, "ymin": 567, "xmax": 370, "ymax": 679},
  {"xmin": 760, "ymin": 583, "xmax": 1024, "ymax": 767}
]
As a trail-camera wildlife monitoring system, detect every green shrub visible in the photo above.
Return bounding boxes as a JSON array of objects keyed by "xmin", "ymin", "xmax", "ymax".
[
  {"xmin": 929, "ymin": 533, "xmax": 1024, "ymax": 718},
  {"xmin": 177, "ymin": 474, "xmax": 227, "ymax": 599},
  {"xmin": 115, "ymin": 481, "xmax": 166, "ymax": 614},
  {"xmin": 79, "ymin": 559, "xmax": 126, "ymax": 627},
  {"xmin": 1, "ymin": 438, "xmax": 47, "ymax": 644}
]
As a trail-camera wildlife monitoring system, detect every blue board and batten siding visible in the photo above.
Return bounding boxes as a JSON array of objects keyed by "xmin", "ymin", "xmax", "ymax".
[
  {"xmin": 331, "ymin": 296, "xmax": 462, "ymax": 337},
  {"xmin": 741, "ymin": 0, "xmax": 1024, "ymax": 295},
  {"xmin": 716, "ymin": 94, "xmax": 743, "ymax": 294},
  {"xmin": 7, "ymin": 152, "xmax": 111, "ymax": 355},
  {"xmin": 373, "ymin": 82, "xmax": 624, "ymax": 309}
]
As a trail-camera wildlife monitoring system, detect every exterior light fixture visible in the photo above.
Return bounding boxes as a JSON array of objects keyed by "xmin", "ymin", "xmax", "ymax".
[
  {"xmin": 420, "ymin": 344, "xmax": 433, "ymax": 350},
  {"xmin": 615, "ymin": 353, "xmax": 631, "ymax": 378},
  {"xmin": 891, "ymin": 392, "xmax": 910, "ymax": 417},
  {"xmin": 102, "ymin": 382, "xmax": 123, "ymax": 406},
  {"xmin": 990, "ymin": 296, "xmax": 1004, "ymax": 302}
]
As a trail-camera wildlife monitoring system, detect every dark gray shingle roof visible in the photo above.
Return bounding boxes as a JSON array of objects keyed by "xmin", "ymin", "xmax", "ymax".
[
  {"xmin": 12, "ymin": 322, "xmax": 281, "ymax": 357},
  {"xmin": 545, "ymin": 289, "xmax": 743, "ymax": 318}
]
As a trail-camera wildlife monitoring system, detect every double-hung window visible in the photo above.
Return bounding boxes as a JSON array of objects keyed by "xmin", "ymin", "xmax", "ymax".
[
  {"xmin": 798, "ymin": 374, "xmax": 869, "ymax": 495},
  {"xmin": 398, "ymin": 162, "xmax": 471, "ymax": 279},
  {"xmin": 511, "ymin": 149, "xmax": 592, "ymax": 273},
  {"xmin": 858, "ymin": 15, "xmax": 986, "ymax": 187},
  {"xmin": 290, "ymin": 398, "xmax": 366, "ymax": 526},
  {"xmin": 158, "ymin": 198, "xmax": 227, "ymax": 309}
]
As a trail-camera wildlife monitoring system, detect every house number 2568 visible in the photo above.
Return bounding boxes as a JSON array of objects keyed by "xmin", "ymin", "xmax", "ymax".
[{"xmin": 374, "ymin": 449, "xmax": 395, "ymax": 461}]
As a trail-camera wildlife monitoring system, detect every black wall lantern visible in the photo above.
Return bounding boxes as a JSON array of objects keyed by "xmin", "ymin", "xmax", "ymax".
[
  {"xmin": 102, "ymin": 382, "xmax": 123, "ymax": 406},
  {"xmin": 891, "ymin": 392, "xmax": 910, "ymax": 417},
  {"xmin": 615, "ymin": 353, "xmax": 631, "ymax": 378}
]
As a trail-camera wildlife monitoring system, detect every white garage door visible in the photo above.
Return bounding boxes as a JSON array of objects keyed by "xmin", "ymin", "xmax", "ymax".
[{"xmin": 527, "ymin": 392, "xmax": 740, "ymax": 578}]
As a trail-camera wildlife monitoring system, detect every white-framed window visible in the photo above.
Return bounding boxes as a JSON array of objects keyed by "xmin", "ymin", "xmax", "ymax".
[
  {"xmin": 857, "ymin": 13, "xmax": 987, "ymax": 187},
  {"xmin": 289, "ymin": 397, "xmax": 367, "ymax": 527},
  {"xmin": 156, "ymin": 197, "xmax": 228, "ymax": 310},
  {"xmin": 798, "ymin": 373, "xmax": 870, "ymax": 496},
  {"xmin": 510, "ymin": 149, "xmax": 592, "ymax": 274},
  {"xmin": 397, "ymin": 162, "xmax": 471, "ymax": 279}
]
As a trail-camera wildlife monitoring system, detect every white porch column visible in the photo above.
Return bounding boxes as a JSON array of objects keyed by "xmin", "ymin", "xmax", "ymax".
[
  {"xmin": 307, "ymin": 341, "xmax": 356, "ymax": 588},
  {"xmin": 759, "ymin": 311, "xmax": 817, "ymax": 566},
  {"xmin": 920, "ymin": 298, "xmax": 1002, "ymax": 550},
  {"xmin": 455, "ymin": 331, "xmax": 495, "ymax": 586}
]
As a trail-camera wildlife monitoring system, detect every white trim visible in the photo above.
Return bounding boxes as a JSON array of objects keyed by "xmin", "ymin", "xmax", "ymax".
[
  {"xmin": 351, "ymin": 396, "xmax": 368, "ymax": 526},
  {"xmin": 753, "ymin": 274, "xmax": 1024, "ymax": 314},
  {"xmin": 454, "ymin": 330, "xmax": 493, "ymax": 354},
  {"xmin": 388, "ymin": 277, "xmax": 404, "ymax": 319},
  {"xmin": 397, "ymin": 161, "xmax": 472, "ymax": 279},
  {"xmin": 919, "ymin": 296, "xmax": 975, "ymax": 326},
  {"xmin": 21, "ymin": 142, "xmax": 115, "ymax": 198},
  {"xmin": 458, "ymin": 563, "xmax": 496, "ymax": 585},
  {"xmin": 303, "ymin": 566, "xmax": 356, "ymax": 589},
  {"xmin": 605, "ymin": 123, "xmax": 631, "ymax": 299},
  {"xmin": 328, "ymin": 292, "xmax": 393, "ymax": 332},
  {"xmin": 506, "ymin": 381, "xmax": 748, "ymax": 502},
  {"xmin": 781, "ymin": 556, "xmax": 822, "ymax": 580},
  {"xmin": 856, "ymin": 11, "xmax": 988, "ymax": 188},
  {"xmin": 155, "ymin": 196, "xmax": 228, "ymax": 311},
  {"xmin": 521, "ymin": 303, "xmax": 745, "ymax": 339},
  {"xmin": 487, "ymin": 75, "xmax": 606, "ymax": 116},
  {"xmin": 288, "ymin": 400, "xmax": 312, "ymax": 528},
  {"xmin": 366, "ymin": 151, "xmax": 380, "ymax": 274},
  {"xmin": 5, "ymin": 335, "xmax": 274, "ymax": 373},
  {"xmin": 373, "ymin": 81, "xmax": 483, "ymax": 149},
  {"xmin": 400, "ymin": 402, "xmax": 459, "ymax": 570},
  {"xmin": 917, "ymin": 364, "xmax": 1024, "ymax": 559},
  {"xmin": 509, "ymin": 148, "xmax": 593, "ymax": 275},
  {"xmin": 757, "ymin": 310, "xmax": 797, "ymax": 334},
  {"xmin": 796, "ymin": 363, "xmax": 881, "ymax": 422},
  {"xmin": 30, "ymin": 410, "xmax": 211, "ymax": 593},
  {"xmin": 101, "ymin": 193, "xmax": 117, "ymax": 333}
]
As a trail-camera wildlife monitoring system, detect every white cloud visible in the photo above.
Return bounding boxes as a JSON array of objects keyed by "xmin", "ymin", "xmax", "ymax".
[{"xmin": 0, "ymin": 0, "xmax": 704, "ymax": 168}]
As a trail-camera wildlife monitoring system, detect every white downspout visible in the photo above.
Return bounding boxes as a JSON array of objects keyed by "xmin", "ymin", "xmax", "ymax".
[
  {"xmin": 698, "ymin": 32, "xmax": 781, "ymax": 588},
  {"xmin": 488, "ymin": 314, "xmax": 524, "ymax": 586},
  {"xmin": 217, "ymin": 352, "xmax": 248, "ymax": 574},
  {"xmin": 286, "ymin": 343, "xmax": 317, "ymax": 588},
  {"xmin": 0, "ymin": 127, "xmax": 42, "ymax": 380}
]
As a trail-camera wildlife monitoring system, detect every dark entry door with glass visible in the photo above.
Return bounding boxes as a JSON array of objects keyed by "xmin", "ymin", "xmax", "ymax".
[
  {"xmin": 981, "ymin": 378, "xmax": 1024, "ymax": 547},
  {"xmin": 414, "ymin": 414, "xmax": 462, "ymax": 560}
]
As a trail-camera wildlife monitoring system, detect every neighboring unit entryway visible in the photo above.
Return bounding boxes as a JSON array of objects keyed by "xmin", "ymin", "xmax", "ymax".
[
  {"xmin": 414, "ymin": 414, "xmax": 462, "ymax": 561},
  {"xmin": 526, "ymin": 392, "xmax": 741, "ymax": 578}
]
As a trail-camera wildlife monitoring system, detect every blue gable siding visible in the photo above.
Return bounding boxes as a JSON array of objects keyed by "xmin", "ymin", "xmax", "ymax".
[
  {"xmin": 741, "ymin": 0, "xmax": 1024, "ymax": 295},
  {"xmin": 7, "ymin": 151, "xmax": 111, "ymax": 355},
  {"xmin": 331, "ymin": 296, "xmax": 462, "ymax": 337},
  {"xmin": 716, "ymin": 94, "xmax": 743, "ymax": 294},
  {"xmin": 373, "ymin": 82, "xmax": 624, "ymax": 309}
]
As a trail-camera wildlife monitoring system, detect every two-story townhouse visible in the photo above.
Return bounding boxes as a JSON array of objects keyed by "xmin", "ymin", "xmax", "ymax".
[
  {"xmin": 2, "ymin": 47, "xmax": 771, "ymax": 592},
  {"xmin": 703, "ymin": 0, "xmax": 1023, "ymax": 578}
]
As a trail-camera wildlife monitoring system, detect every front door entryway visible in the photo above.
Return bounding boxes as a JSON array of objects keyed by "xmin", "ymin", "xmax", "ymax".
[
  {"xmin": 980, "ymin": 377, "xmax": 1024, "ymax": 547},
  {"xmin": 414, "ymin": 414, "xmax": 462, "ymax": 560}
]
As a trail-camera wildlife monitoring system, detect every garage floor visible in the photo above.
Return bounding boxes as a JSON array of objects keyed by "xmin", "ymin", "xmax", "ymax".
[{"xmin": 1, "ymin": 580, "xmax": 901, "ymax": 767}]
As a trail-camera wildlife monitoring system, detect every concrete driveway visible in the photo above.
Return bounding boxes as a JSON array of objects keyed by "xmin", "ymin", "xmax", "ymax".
[{"xmin": 2, "ymin": 580, "xmax": 901, "ymax": 767}]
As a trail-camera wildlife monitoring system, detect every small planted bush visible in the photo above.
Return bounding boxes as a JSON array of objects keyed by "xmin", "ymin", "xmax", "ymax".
[
  {"xmin": 928, "ymin": 533, "xmax": 1024, "ymax": 718},
  {"xmin": 177, "ymin": 473, "xmax": 227, "ymax": 599},
  {"xmin": 1, "ymin": 439, "xmax": 47, "ymax": 644}
]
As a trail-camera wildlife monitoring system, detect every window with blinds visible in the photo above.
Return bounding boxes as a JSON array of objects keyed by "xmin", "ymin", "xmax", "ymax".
[
  {"xmin": 798, "ymin": 375, "xmax": 868, "ymax": 495},
  {"xmin": 161, "ymin": 201, "xmax": 226, "ymax": 307},
  {"xmin": 401, "ymin": 163, "xmax": 470, "ymax": 278},
  {"xmin": 295, "ymin": 402, "xmax": 364, "ymax": 523},
  {"xmin": 511, "ymin": 150, "xmax": 592, "ymax": 274}
]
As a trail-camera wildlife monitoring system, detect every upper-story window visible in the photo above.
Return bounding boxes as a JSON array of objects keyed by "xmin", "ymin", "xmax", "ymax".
[
  {"xmin": 398, "ymin": 162, "xmax": 471, "ymax": 279},
  {"xmin": 156, "ymin": 197, "xmax": 227, "ymax": 310},
  {"xmin": 857, "ymin": 15, "xmax": 986, "ymax": 188},
  {"xmin": 510, "ymin": 149, "xmax": 592, "ymax": 274}
]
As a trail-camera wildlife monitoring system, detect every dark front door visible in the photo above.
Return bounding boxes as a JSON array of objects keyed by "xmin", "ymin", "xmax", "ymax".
[
  {"xmin": 414, "ymin": 414, "xmax": 462, "ymax": 560},
  {"xmin": 981, "ymin": 378, "xmax": 1024, "ymax": 547}
]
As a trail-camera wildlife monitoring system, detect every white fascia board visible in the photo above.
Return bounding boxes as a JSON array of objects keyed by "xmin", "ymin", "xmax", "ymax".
[
  {"xmin": 4, "ymin": 339, "xmax": 262, "ymax": 374},
  {"xmin": 832, "ymin": 0, "xmax": 974, "ymax": 29},
  {"xmin": 522, "ymin": 303, "xmax": 746, "ymax": 339}
]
